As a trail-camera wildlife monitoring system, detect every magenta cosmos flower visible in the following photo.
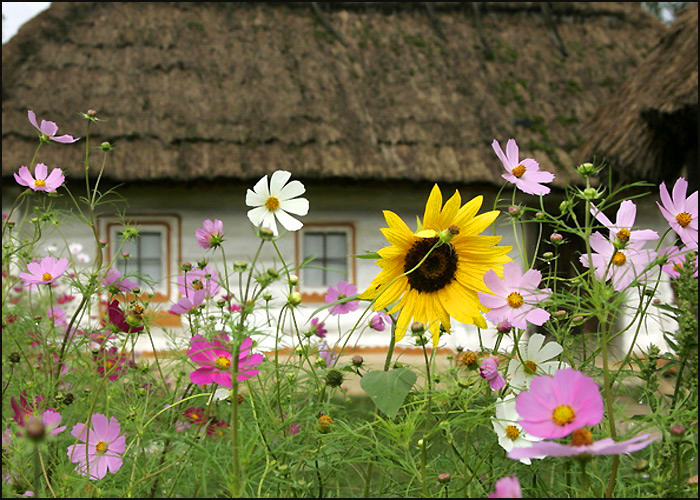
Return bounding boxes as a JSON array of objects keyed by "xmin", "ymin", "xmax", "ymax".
[
  {"xmin": 11, "ymin": 392, "xmax": 45, "ymax": 427},
  {"xmin": 67, "ymin": 414, "xmax": 125, "ymax": 480},
  {"xmin": 515, "ymin": 369, "xmax": 604, "ymax": 439},
  {"xmin": 657, "ymin": 177, "xmax": 698, "ymax": 250},
  {"xmin": 492, "ymin": 139, "xmax": 554, "ymax": 196},
  {"xmin": 478, "ymin": 261, "xmax": 551, "ymax": 330},
  {"xmin": 107, "ymin": 300, "xmax": 144, "ymax": 334},
  {"xmin": 580, "ymin": 232, "xmax": 655, "ymax": 291},
  {"xmin": 480, "ymin": 357, "xmax": 505, "ymax": 391},
  {"xmin": 195, "ymin": 219, "xmax": 224, "ymax": 249},
  {"xmin": 488, "ymin": 475, "xmax": 522, "ymax": 498},
  {"xmin": 19, "ymin": 256, "xmax": 69, "ymax": 286},
  {"xmin": 14, "ymin": 164, "xmax": 65, "ymax": 192},
  {"xmin": 102, "ymin": 268, "xmax": 138, "ymax": 293},
  {"xmin": 369, "ymin": 311, "xmax": 391, "ymax": 332},
  {"xmin": 591, "ymin": 200, "xmax": 659, "ymax": 249},
  {"xmin": 28, "ymin": 110, "xmax": 79, "ymax": 143},
  {"xmin": 169, "ymin": 289, "xmax": 206, "ymax": 315},
  {"xmin": 325, "ymin": 281, "xmax": 359, "ymax": 315},
  {"xmin": 508, "ymin": 429, "xmax": 658, "ymax": 460},
  {"xmin": 187, "ymin": 334, "xmax": 263, "ymax": 388},
  {"xmin": 95, "ymin": 347, "xmax": 134, "ymax": 381},
  {"xmin": 309, "ymin": 317, "xmax": 328, "ymax": 338},
  {"xmin": 178, "ymin": 265, "xmax": 220, "ymax": 298},
  {"xmin": 660, "ymin": 246, "xmax": 698, "ymax": 279}
]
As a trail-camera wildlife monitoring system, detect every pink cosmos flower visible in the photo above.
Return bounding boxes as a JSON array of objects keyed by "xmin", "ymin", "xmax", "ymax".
[
  {"xmin": 183, "ymin": 407, "xmax": 207, "ymax": 426},
  {"xmin": 14, "ymin": 163, "xmax": 65, "ymax": 192},
  {"xmin": 57, "ymin": 294, "xmax": 76, "ymax": 304},
  {"xmin": 107, "ymin": 300, "xmax": 144, "ymax": 334},
  {"xmin": 102, "ymin": 268, "xmax": 139, "ymax": 293},
  {"xmin": 310, "ymin": 317, "xmax": 328, "ymax": 338},
  {"xmin": 325, "ymin": 281, "xmax": 359, "ymax": 315},
  {"xmin": 289, "ymin": 424, "xmax": 301, "ymax": 436},
  {"xmin": 95, "ymin": 347, "xmax": 134, "ymax": 381},
  {"xmin": 579, "ymin": 232, "xmax": 655, "ymax": 291},
  {"xmin": 67, "ymin": 414, "xmax": 125, "ymax": 480},
  {"xmin": 178, "ymin": 266, "xmax": 220, "ymax": 298},
  {"xmin": 88, "ymin": 330, "xmax": 116, "ymax": 349},
  {"xmin": 480, "ymin": 357, "xmax": 505, "ymax": 391},
  {"xmin": 492, "ymin": 139, "xmax": 554, "ymax": 196},
  {"xmin": 11, "ymin": 392, "xmax": 46, "ymax": 427},
  {"xmin": 657, "ymin": 177, "xmax": 698, "ymax": 249},
  {"xmin": 488, "ymin": 475, "xmax": 522, "ymax": 498},
  {"xmin": 195, "ymin": 219, "xmax": 224, "ymax": 249},
  {"xmin": 369, "ymin": 311, "xmax": 391, "ymax": 332},
  {"xmin": 478, "ymin": 262, "xmax": 551, "ymax": 330},
  {"xmin": 187, "ymin": 334, "xmax": 264, "ymax": 388},
  {"xmin": 508, "ymin": 431, "xmax": 659, "ymax": 460},
  {"xmin": 27, "ymin": 409, "xmax": 67, "ymax": 437},
  {"xmin": 660, "ymin": 246, "xmax": 698, "ymax": 279},
  {"xmin": 47, "ymin": 306, "xmax": 68, "ymax": 328},
  {"xmin": 28, "ymin": 110, "xmax": 79, "ymax": 143},
  {"xmin": 319, "ymin": 340, "xmax": 339, "ymax": 367},
  {"xmin": 515, "ymin": 369, "xmax": 604, "ymax": 439},
  {"xmin": 590, "ymin": 200, "xmax": 659, "ymax": 248},
  {"xmin": 206, "ymin": 418, "xmax": 229, "ymax": 437},
  {"xmin": 229, "ymin": 303, "xmax": 242, "ymax": 313},
  {"xmin": 169, "ymin": 289, "xmax": 206, "ymax": 315},
  {"xmin": 19, "ymin": 256, "xmax": 69, "ymax": 286}
]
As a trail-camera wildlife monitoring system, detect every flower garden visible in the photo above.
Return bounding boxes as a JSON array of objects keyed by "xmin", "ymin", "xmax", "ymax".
[{"xmin": 1, "ymin": 110, "xmax": 698, "ymax": 498}]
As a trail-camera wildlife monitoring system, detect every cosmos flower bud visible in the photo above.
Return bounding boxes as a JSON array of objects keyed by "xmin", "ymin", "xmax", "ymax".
[
  {"xmin": 535, "ymin": 211, "xmax": 546, "ymax": 220},
  {"xmin": 438, "ymin": 473, "xmax": 451, "ymax": 484},
  {"xmin": 86, "ymin": 109, "xmax": 98, "ymax": 117},
  {"xmin": 26, "ymin": 419, "xmax": 46, "ymax": 442},
  {"xmin": 233, "ymin": 261, "xmax": 248, "ymax": 272},
  {"xmin": 507, "ymin": 205, "xmax": 522, "ymax": 218},
  {"xmin": 267, "ymin": 268, "xmax": 280, "ymax": 279},
  {"xmin": 180, "ymin": 262, "xmax": 193, "ymax": 272},
  {"xmin": 411, "ymin": 321, "xmax": 425, "ymax": 333},
  {"xmin": 582, "ymin": 187, "xmax": 600, "ymax": 200},
  {"xmin": 577, "ymin": 162, "xmax": 596, "ymax": 177},
  {"xmin": 258, "ymin": 227, "xmax": 276, "ymax": 241},
  {"xmin": 553, "ymin": 310, "xmax": 567, "ymax": 319},
  {"xmin": 496, "ymin": 321, "xmax": 512, "ymax": 334},
  {"xmin": 196, "ymin": 259, "xmax": 208, "ymax": 270},
  {"xmin": 559, "ymin": 200, "xmax": 573, "ymax": 214},
  {"xmin": 318, "ymin": 415, "xmax": 334, "ymax": 434},
  {"xmin": 9, "ymin": 352, "xmax": 20, "ymax": 364},
  {"xmin": 670, "ymin": 425, "xmax": 686, "ymax": 437},
  {"xmin": 542, "ymin": 252, "xmax": 554, "ymax": 259},
  {"xmin": 351, "ymin": 355, "xmax": 364, "ymax": 367},
  {"xmin": 263, "ymin": 292, "xmax": 273, "ymax": 301},
  {"xmin": 100, "ymin": 142, "xmax": 113, "ymax": 151},
  {"xmin": 288, "ymin": 274, "xmax": 299, "ymax": 286},
  {"xmin": 288, "ymin": 292, "xmax": 302, "ymax": 307},
  {"xmin": 549, "ymin": 233, "xmax": 563, "ymax": 243}
]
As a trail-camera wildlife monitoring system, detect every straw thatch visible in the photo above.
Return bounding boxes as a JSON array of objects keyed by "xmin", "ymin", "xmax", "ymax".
[
  {"xmin": 2, "ymin": 2, "xmax": 665, "ymax": 187},
  {"xmin": 579, "ymin": 4, "xmax": 698, "ymax": 186}
]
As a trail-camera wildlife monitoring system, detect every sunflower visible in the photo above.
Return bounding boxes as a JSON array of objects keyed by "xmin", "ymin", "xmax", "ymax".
[{"xmin": 361, "ymin": 184, "xmax": 511, "ymax": 345}]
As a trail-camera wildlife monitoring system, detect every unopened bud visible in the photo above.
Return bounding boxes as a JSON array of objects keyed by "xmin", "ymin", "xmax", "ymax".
[
  {"xmin": 507, "ymin": 205, "xmax": 522, "ymax": 218},
  {"xmin": 582, "ymin": 187, "xmax": 599, "ymax": 200},
  {"xmin": 86, "ymin": 109, "xmax": 98, "ymax": 117},
  {"xmin": 572, "ymin": 316, "xmax": 585, "ymax": 324},
  {"xmin": 559, "ymin": 200, "xmax": 573, "ymax": 214},
  {"xmin": 267, "ymin": 268, "xmax": 280, "ymax": 279},
  {"xmin": 549, "ymin": 233, "xmax": 563, "ymax": 243},
  {"xmin": 670, "ymin": 425, "xmax": 686, "ymax": 437},
  {"xmin": 180, "ymin": 262, "xmax": 192, "ymax": 272},
  {"xmin": 553, "ymin": 310, "xmax": 567, "ymax": 319},
  {"xmin": 26, "ymin": 419, "xmax": 45, "ymax": 442},
  {"xmin": 100, "ymin": 142, "xmax": 113, "ymax": 151},
  {"xmin": 438, "ymin": 473, "xmax": 451, "ymax": 484},
  {"xmin": 351, "ymin": 355, "xmax": 364, "ymax": 367},
  {"xmin": 263, "ymin": 292, "xmax": 273, "ymax": 301},
  {"xmin": 411, "ymin": 321, "xmax": 425, "ymax": 333},
  {"xmin": 288, "ymin": 292, "xmax": 302, "ymax": 307},
  {"xmin": 121, "ymin": 251, "xmax": 130, "ymax": 259},
  {"xmin": 288, "ymin": 274, "xmax": 299, "ymax": 286},
  {"xmin": 233, "ymin": 261, "xmax": 248, "ymax": 272},
  {"xmin": 196, "ymin": 259, "xmax": 208, "ymax": 269},
  {"xmin": 542, "ymin": 251, "xmax": 554, "ymax": 259},
  {"xmin": 534, "ymin": 211, "xmax": 546, "ymax": 220},
  {"xmin": 258, "ymin": 227, "xmax": 275, "ymax": 241},
  {"xmin": 633, "ymin": 459, "xmax": 649, "ymax": 473},
  {"xmin": 5, "ymin": 221, "xmax": 15, "ymax": 229},
  {"xmin": 496, "ymin": 321, "xmax": 512, "ymax": 334}
]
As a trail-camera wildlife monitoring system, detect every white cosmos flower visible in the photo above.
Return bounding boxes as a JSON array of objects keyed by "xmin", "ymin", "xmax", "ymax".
[
  {"xmin": 491, "ymin": 395, "xmax": 543, "ymax": 465},
  {"xmin": 507, "ymin": 333, "xmax": 568, "ymax": 393},
  {"xmin": 77, "ymin": 253, "xmax": 91, "ymax": 264},
  {"xmin": 245, "ymin": 170, "xmax": 309, "ymax": 236},
  {"xmin": 213, "ymin": 387, "xmax": 231, "ymax": 401},
  {"xmin": 68, "ymin": 243, "xmax": 84, "ymax": 255}
]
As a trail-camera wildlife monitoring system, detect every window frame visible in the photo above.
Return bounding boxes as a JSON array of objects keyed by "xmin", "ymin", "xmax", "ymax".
[
  {"xmin": 110, "ymin": 223, "xmax": 169, "ymax": 296},
  {"xmin": 295, "ymin": 222, "xmax": 356, "ymax": 302}
]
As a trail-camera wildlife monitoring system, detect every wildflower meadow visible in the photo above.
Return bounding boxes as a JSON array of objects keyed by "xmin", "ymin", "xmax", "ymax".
[{"xmin": 2, "ymin": 110, "xmax": 698, "ymax": 498}]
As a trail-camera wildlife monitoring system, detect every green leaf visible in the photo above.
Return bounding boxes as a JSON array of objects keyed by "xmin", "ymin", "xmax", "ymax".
[
  {"xmin": 360, "ymin": 368, "xmax": 417, "ymax": 419},
  {"xmin": 353, "ymin": 251, "xmax": 381, "ymax": 260}
]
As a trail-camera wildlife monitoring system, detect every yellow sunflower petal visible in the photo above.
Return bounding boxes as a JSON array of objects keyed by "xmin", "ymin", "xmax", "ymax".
[
  {"xmin": 439, "ymin": 190, "xmax": 461, "ymax": 228},
  {"xmin": 423, "ymin": 184, "xmax": 443, "ymax": 229}
]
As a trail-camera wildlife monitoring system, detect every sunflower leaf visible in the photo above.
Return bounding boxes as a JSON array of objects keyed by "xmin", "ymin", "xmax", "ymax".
[
  {"xmin": 360, "ymin": 368, "xmax": 417, "ymax": 419},
  {"xmin": 353, "ymin": 251, "xmax": 381, "ymax": 260}
]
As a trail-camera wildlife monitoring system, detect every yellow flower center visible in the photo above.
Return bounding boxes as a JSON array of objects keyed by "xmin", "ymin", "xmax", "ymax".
[
  {"xmin": 41, "ymin": 273, "xmax": 53, "ymax": 282},
  {"xmin": 676, "ymin": 212, "xmax": 692, "ymax": 228},
  {"xmin": 524, "ymin": 360, "xmax": 538, "ymax": 375},
  {"xmin": 613, "ymin": 252, "xmax": 626, "ymax": 266},
  {"xmin": 265, "ymin": 196, "xmax": 280, "ymax": 211},
  {"xmin": 505, "ymin": 425, "xmax": 521, "ymax": 441},
  {"xmin": 96, "ymin": 441, "xmax": 108, "ymax": 454},
  {"xmin": 190, "ymin": 413, "xmax": 200, "ymax": 421},
  {"xmin": 673, "ymin": 263, "xmax": 683, "ymax": 273},
  {"xmin": 215, "ymin": 356, "xmax": 231, "ymax": 370},
  {"xmin": 105, "ymin": 360, "xmax": 114, "ymax": 370},
  {"xmin": 616, "ymin": 228, "xmax": 631, "ymax": 242},
  {"xmin": 512, "ymin": 165, "xmax": 526, "ymax": 178},
  {"xmin": 570, "ymin": 428, "xmax": 593, "ymax": 446},
  {"xmin": 507, "ymin": 292, "xmax": 524, "ymax": 308},
  {"xmin": 192, "ymin": 281, "xmax": 203, "ymax": 290},
  {"xmin": 34, "ymin": 179, "xmax": 46, "ymax": 187},
  {"xmin": 457, "ymin": 350, "xmax": 478, "ymax": 367},
  {"xmin": 552, "ymin": 405, "xmax": 576, "ymax": 426}
]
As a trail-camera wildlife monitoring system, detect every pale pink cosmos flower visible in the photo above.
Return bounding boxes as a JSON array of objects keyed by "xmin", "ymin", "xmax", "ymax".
[
  {"xmin": 318, "ymin": 340, "xmax": 339, "ymax": 367},
  {"xmin": 492, "ymin": 139, "xmax": 554, "ymax": 196},
  {"xmin": 19, "ymin": 256, "xmax": 69, "ymax": 286},
  {"xmin": 195, "ymin": 219, "xmax": 224, "ymax": 249},
  {"xmin": 480, "ymin": 357, "xmax": 505, "ymax": 390},
  {"xmin": 478, "ymin": 262, "xmax": 551, "ymax": 330},
  {"xmin": 660, "ymin": 246, "xmax": 698, "ymax": 279},
  {"xmin": 27, "ymin": 409, "xmax": 67, "ymax": 437},
  {"xmin": 579, "ymin": 232, "xmax": 655, "ymax": 291},
  {"xmin": 657, "ymin": 177, "xmax": 698, "ymax": 249},
  {"xmin": 325, "ymin": 281, "xmax": 359, "ymax": 315},
  {"xmin": 67, "ymin": 414, "xmax": 125, "ymax": 480},
  {"xmin": 102, "ymin": 268, "xmax": 139, "ymax": 293},
  {"xmin": 515, "ymin": 369, "xmax": 604, "ymax": 439},
  {"xmin": 47, "ymin": 306, "xmax": 68, "ymax": 328},
  {"xmin": 14, "ymin": 163, "xmax": 65, "ymax": 192},
  {"xmin": 488, "ymin": 475, "xmax": 522, "ymax": 498},
  {"xmin": 369, "ymin": 311, "xmax": 391, "ymax": 332},
  {"xmin": 590, "ymin": 200, "xmax": 659, "ymax": 249},
  {"xmin": 28, "ymin": 110, "xmax": 79, "ymax": 143},
  {"xmin": 187, "ymin": 334, "xmax": 263, "ymax": 388},
  {"xmin": 169, "ymin": 289, "xmax": 206, "ymax": 315},
  {"xmin": 178, "ymin": 266, "xmax": 220, "ymax": 298},
  {"xmin": 508, "ymin": 432, "xmax": 659, "ymax": 460}
]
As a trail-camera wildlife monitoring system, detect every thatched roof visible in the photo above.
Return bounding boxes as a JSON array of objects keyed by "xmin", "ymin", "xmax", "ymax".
[
  {"xmin": 2, "ymin": 2, "xmax": 665, "ymax": 187},
  {"xmin": 579, "ymin": 4, "xmax": 698, "ymax": 185}
]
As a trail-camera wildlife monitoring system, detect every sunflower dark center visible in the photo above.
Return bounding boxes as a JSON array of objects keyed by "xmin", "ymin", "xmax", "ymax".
[{"xmin": 404, "ymin": 237, "xmax": 457, "ymax": 293}]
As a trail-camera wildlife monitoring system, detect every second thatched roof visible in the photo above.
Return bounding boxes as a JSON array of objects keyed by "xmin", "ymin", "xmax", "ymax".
[
  {"xmin": 2, "ymin": 2, "xmax": 665, "ymax": 187},
  {"xmin": 580, "ymin": 4, "xmax": 698, "ymax": 185}
]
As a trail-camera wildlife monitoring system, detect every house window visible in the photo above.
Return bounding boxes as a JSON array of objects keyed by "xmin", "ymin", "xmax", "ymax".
[
  {"xmin": 298, "ymin": 224, "xmax": 356, "ymax": 298},
  {"xmin": 117, "ymin": 230, "xmax": 164, "ymax": 288}
]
